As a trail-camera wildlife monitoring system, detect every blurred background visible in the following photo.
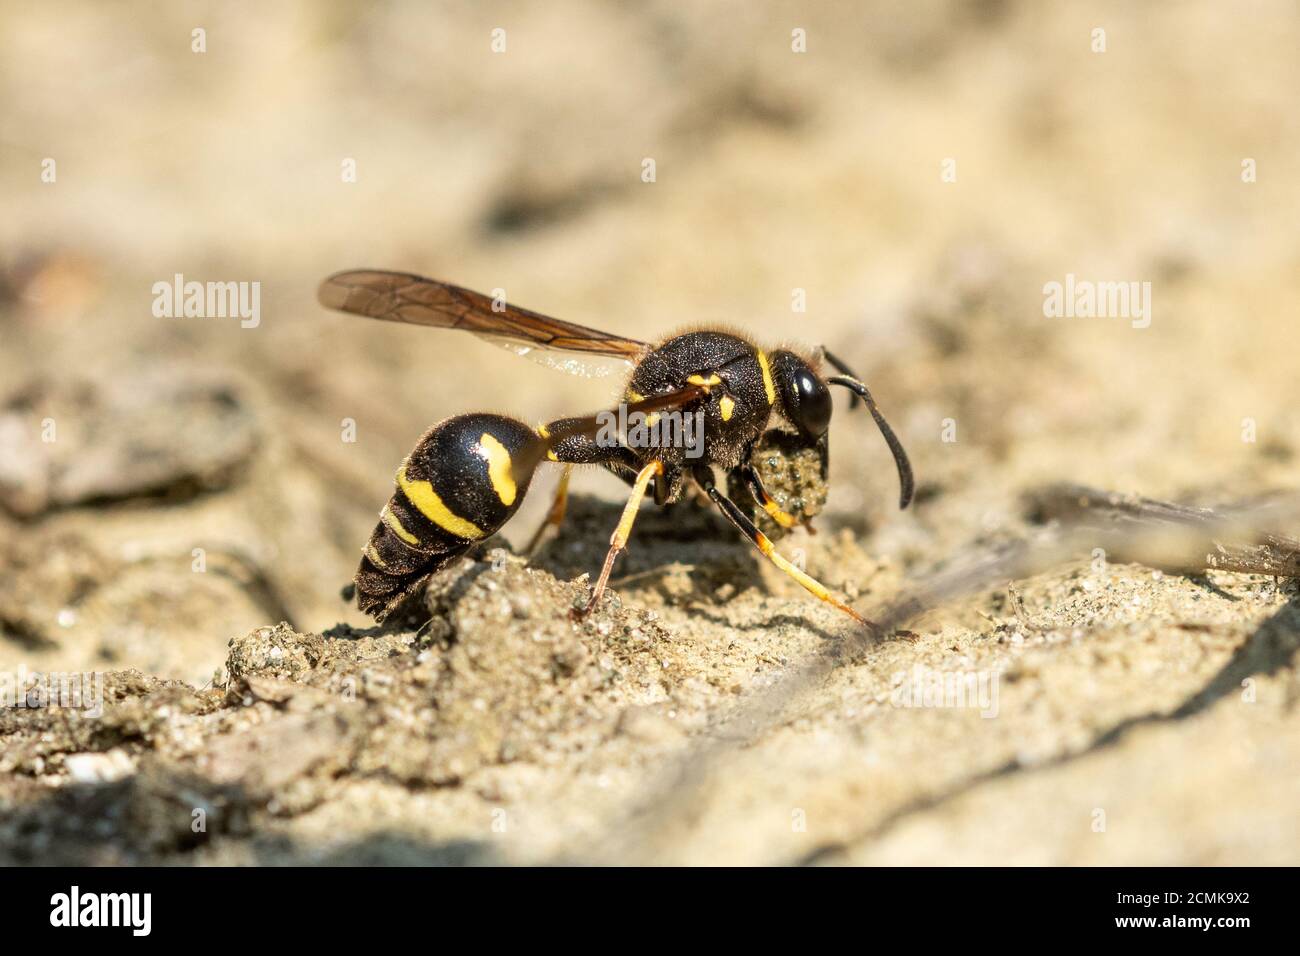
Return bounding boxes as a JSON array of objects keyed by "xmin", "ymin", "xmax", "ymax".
[{"xmin": 2, "ymin": 1, "xmax": 1298, "ymax": 864}]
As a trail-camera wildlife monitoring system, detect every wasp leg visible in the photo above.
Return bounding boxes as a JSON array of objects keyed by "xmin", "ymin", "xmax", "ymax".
[
  {"xmin": 524, "ymin": 464, "xmax": 572, "ymax": 557},
  {"xmin": 527, "ymin": 415, "xmax": 641, "ymax": 552},
  {"xmin": 737, "ymin": 462, "xmax": 798, "ymax": 530},
  {"xmin": 572, "ymin": 460, "xmax": 663, "ymax": 619},
  {"xmin": 693, "ymin": 466, "xmax": 876, "ymax": 630},
  {"xmin": 602, "ymin": 460, "xmax": 642, "ymax": 487}
]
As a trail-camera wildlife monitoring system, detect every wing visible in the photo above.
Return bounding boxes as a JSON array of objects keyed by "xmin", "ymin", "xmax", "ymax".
[{"xmin": 318, "ymin": 270, "xmax": 650, "ymax": 368}]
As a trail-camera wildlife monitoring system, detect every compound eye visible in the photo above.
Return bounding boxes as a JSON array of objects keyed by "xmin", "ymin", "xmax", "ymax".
[{"xmin": 790, "ymin": 369, "xmax": 832, "ymax": 437}]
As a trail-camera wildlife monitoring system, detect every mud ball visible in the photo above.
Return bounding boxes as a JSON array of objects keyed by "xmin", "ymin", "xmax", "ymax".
[{"xmin": 726, "ymin": 428, "xmax": 829, "ymax": 541}]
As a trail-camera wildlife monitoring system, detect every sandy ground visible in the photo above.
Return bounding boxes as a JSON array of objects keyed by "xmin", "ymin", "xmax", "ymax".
[{"xmin": 2, "ymin": 1, "xmax": 1298, "ymax": 865}]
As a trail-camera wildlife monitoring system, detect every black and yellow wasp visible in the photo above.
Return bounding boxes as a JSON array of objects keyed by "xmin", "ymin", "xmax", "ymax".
[{"xmin": 318, "ymin": 270, "xmax": 914, "ymax": 626}]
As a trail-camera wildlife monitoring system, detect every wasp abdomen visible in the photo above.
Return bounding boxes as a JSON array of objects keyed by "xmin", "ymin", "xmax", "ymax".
[{"xmin": 354, "ymin": 413, "xmax": 540, "ymax": 620}]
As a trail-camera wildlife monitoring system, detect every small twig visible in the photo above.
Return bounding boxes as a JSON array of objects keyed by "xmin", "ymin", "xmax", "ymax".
[{"xmin": 1006, "ymin": 581, "xmax": 1036, "ymax": 631}]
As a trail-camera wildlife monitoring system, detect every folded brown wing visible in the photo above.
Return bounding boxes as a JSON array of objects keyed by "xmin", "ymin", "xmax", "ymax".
[{"xmin": 319, "ymin": 269, "xmax": 649, "ymax": 360}]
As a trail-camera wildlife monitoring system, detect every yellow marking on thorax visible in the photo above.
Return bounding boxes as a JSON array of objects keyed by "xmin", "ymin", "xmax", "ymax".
[
  {"xmin": 645, "ymin": 411, "xmax": 661, "ymax": 428},
  {"xmin": 380, "ymin": 505, "xmax": 421, "ymax": 545},
  {"xmin": 757, "ymin": 350, "xmax": 776, "ymax": 405},
  {"xmin": 477, "ymin": 433, "xmax": 517, "ymax": 506},
  {"xmin": 719, "ymin": 394, "xmax": 736, "ymax": 421},
  {"xmin": 686, "ymin": 373, "xmax": 722, "ymax": 388},
  {"xmin": 625, "ymin": 388, "xmax": 645, "ymax": 402},
  {"xmin": 397, "ymin": 464, "xmax": 485, "ymax": 540},
  {"xmin": 365, "ymin": 543, "xmax": 388, "ymax": 569}
]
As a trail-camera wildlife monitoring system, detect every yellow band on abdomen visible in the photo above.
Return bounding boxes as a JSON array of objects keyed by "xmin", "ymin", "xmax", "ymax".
[
  {"xmin": 381, "ymin": 505, "xmax": 421, "ymax": 545},
  {"xmin": 397, "ymin": 465, "xmax": 485, "ymax": 540}
]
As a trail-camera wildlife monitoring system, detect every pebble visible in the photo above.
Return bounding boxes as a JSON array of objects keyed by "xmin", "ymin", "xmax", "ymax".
[{"xmin": 64, "ymin": 749, "xmax": 135, "ymax": 784}]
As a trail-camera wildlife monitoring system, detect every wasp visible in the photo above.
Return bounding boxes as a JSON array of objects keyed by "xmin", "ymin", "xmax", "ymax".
[{"xmin": 318, "ymin": 270, "xmax": 914, "ymax": 627}]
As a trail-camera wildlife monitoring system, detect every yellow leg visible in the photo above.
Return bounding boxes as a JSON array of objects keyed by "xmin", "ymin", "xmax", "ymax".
[
  {"xmin": 706, "ymin": 482, "xmax": 875, "ymax": 630},
  {"xmin": 751, "ymin": 529, "xmax": 870, "ymax": 626},
  {"xmin": 741, "ymin": 464, "xmax": 797, "ymax": 530},
  {"xmin": 573, "ymin": 460, "xmax": 662, "ymax": 618},
  {"xmin": 525, "ymin": 464, "xmax": 572, "ymax": 557}
]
